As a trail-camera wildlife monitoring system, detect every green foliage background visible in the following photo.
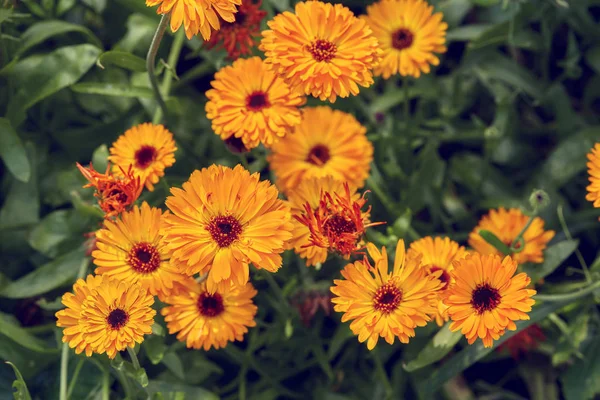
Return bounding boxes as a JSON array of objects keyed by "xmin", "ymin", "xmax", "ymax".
[{"xmin": 1, "ymin": 0, "xmax": 600, "ymax": 399}]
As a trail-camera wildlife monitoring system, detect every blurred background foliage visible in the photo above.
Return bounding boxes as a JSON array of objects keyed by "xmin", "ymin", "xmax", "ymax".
[{"xmin": 1, "ymin": 0, "xmax": 600, "ymax": 399}]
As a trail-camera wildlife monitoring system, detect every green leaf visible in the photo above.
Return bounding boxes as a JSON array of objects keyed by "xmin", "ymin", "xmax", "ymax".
[
  {"xmin": 477, "ymin": 229, "xmax": 512, "ymax": 256},
  {"xmin": 404, "ymin": 325, "xmax": 462, "ymax": 372},
  {"xmin": 96, "ymin": 50, "xmax": 147, "ymax": 72},
  {"xmin": 5, "ymin": 362, "xmax": 32, "ymax": 400},
  {"xmin": 91, "ymin": 144, "xmax": 110, "ymax": 173},
  {"xmin": 146, "ymin": 381, "xmax": 219, "ymax": 400},
  {"xmin": 561, "ymin": 334, "xmax": 600, "ymax": 400},
  {"xmin": 0, "ymin": 313, "xmax": 57, "ymax": 353},
  {"xmin": 446, "ymin": 24, "xmax": 493, "ymax": 42},
  {"xmin": 552, "ymin": 312, "xmax": 588, "ymax": 365},
  {"xmin": 143, "ymin": 335, "xmax": 167, "ymax": 365},
  {"xmin": 28, "ymin": 210, "xmax": 89, "ymax": 257},
  {"xmin": 71, "ymin": 82, "xmax": 154, "ymax": 98},
  {"xmin": 161, "ymin": 352, "xmax": 185, "ymax": 380},
  {"xmin": 0, "ymin": 248, "xmax": 86, "ymax": 298},
  {"xmin": 585, "ymin": 46, "xmax": 600, "ymax": 75},
  {"xmin": 17, "ymin": 20, "xmax": 102, "ymax": 57},
  {"xmin": 0, "ymin": 118, "xmax": 30, "ymax": 182},
  {"xmin": 522, "ymin": 240, "xmax": 579, "ymax": 283}
]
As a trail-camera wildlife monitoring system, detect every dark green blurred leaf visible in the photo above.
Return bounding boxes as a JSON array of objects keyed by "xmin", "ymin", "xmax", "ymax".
[
  {"xmin": 5, "ymin": 362, "xmax": 32, "ymax": 400},
  {"xmin": 522, "ymin": 240, "xmax": 579, "ymax": 283},
  {"xmin": 404, "ymin": 325, "xmax": 462, "ymax": 372},
  {"xmin": 561, "ymin": 334, "xmax": 600, "ymax": 400},
  {"xmin": 585, "ymin": 46, "xmax": 600, "ymax": 75},
  {"xmin": 96, "ymin": 50, "xmax": 147, "ymax": 72},
  {"xmin": 0, "ymin": 313, "xmax": 56, "ymax": 354},
  {"xmin": 143, "ymin": 335, "xmax": 167, "ymax": 365},
  {"xmin": 28, "ymin": 210, "xmax": 88, "ymax": 257},
  {"xmin": 71, "ymin": 82, "xmax": 154, "ymax": 97},
  {"xmin": 0, "ymin": 118, "xmax": 30, "ymax": 182},
  {"xmin": 17, "ymin": 20, "xmax": 102, "ymax": 57},
  {"xmin": 146, "ymin": 381, "xmax": 218, "ymax": 400},
  {"xmin": 91, "ymin": 144, "xmax": 110, "ymax": 172},
  {"xmin": 552, "ymin": 312, "xmax": 588, "ymax": 365}
]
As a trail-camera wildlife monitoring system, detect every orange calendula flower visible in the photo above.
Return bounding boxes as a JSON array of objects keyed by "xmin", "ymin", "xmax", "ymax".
[
  {"xmin": 109, "ymin": 123, "xmax": 177, "ymax": 192},
  {"xmin": 331, "ymin": 240, "xmax": 442, "ymax": 350},
  {"xmin": 260, "ymin": 1, "xmax": 381, "ymax": 102},
  {"xmin": 205, "ymin": 57, "xmax": 305, "ymax": 150},
  {"xmin": 92, "ymin": 202, "xmax": 193, "ymax": 301},
  {"xmin": 295, "ymin": 182, "xmax": 382, "ymax": 259},
  {"xmin": 444, "ymin": 253, "xmax": 536, "ymax": 348},
  {"xmin": 586, "ymin": 143, "xmax": 600, "ymax": 211},
  {"xmin": 497, "ymin": 324, "xmax": 545, "ymax": 360},
  {"xmin": 468, "ymin": 208, "xmax": 555, "ymax": 264},
  {"xmin": 268, "ymin": 106, "xmax": 373, "ymax": 195},
  {"xmin": 162, "ymin": 279, "xmax": 257, "ymax": 350},
  {"xmin": 76, "ymin": 162, "xmax": 142, "ymax": 218},
  {"xmin": 363, "ymin": 0, "xmax": 447, "ymax": 79},
  {"xmin": 146, "ymin": 0, "xmax": 241, "ymax": 40},
  {"xmin": 162, "ymin": 165, "xmax": 293, "ymax": 293},
  {"xmin": 205, "ymin": 0, "xmax": 267, "ymax": 60},
  {"xmin": 408, "ymin": 236, "xmax": 469, "ymax": 326}
]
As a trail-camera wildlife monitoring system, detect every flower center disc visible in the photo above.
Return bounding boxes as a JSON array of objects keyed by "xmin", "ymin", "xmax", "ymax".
[
  {"xmin": 107, "ymin": 308, "xmax": 129, "ymax": 329},
  {"xmin": 307, "ymin": 39, "xmax": 337, "ymax": 62},
  {"xmin": 471, "ymin": 283, "xmax": 501, "ymax": 314},
  {"xmin": 373, "ymin": 283, "xmax": 403, "ymax": 314},
  {"xmin": 134, "ymin": 145, "xmax": 158, "ymax": 169},
  {"xmin": 306, "ymin": 145, "xmax": 330, "ymax": 166},
  {"xmin": 246, "ymin": 91, "xmax": 270, "ymax": 111},
  {"xmin": 197, "ymin": 292, "xmax": 225, "ymax": 317},
  {"xmin": 392, "ymin": 28, "xmax": 414, "ymax": 50},
  {"xmin": 323, "ymin": 214, "xmax": 356, "ymax": 236},
  {"xmin": 128, "ymin": 243, "xmax": 161, "ymax": 273},
  {"xmin": 207, "ymin": 215, "xmax": 243, "ymax": 247},
  {"xmin": 430, "ymin": 266, "xmax": 451, "ymax": 290}
]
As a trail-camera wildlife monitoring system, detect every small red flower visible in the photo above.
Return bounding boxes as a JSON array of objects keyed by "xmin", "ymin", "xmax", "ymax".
[
  {"xmin": 204, "ymin": 0, "xmax": 267, "ymax": 60},
  {"xmin": 292, "ymin": 289, "xmax": 333, "ymax": 327},
  {"xmin": 497, "ymin": 324, "xmax": 545, "ymax": 359}
]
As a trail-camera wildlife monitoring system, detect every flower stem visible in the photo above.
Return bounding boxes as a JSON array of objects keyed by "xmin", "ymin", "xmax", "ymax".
[
  {"xmin": 147, "ymin": 13, "xmax": 171, "ymax": 124},
  {"xmin": 509, "ymin": 214, "xmax": 535, "ymax": 251},
  {"xmin": 153, "ymin": 27, "xmax": 185, "ymax": 124},
  {"xmin": 66, "ymin": 358, "xmax": 85, "ymax": 399},
  {"xmin": 535, "ymin": 280, "xmax": 600, "ymax": 302},
  {"xmin": 127, "ymin": 346, "xmax": 141, "ymax": 371},
  {"xmin": 102, "ymin": 369, "xmax": 110, "ymax": 400},
  {"xmin": 557, "ymin": 204, "xmax": 591, "ymax": 283},
  {"xmin": 403, "ymin": 77, "xmax": 410, "ymax": 130}
]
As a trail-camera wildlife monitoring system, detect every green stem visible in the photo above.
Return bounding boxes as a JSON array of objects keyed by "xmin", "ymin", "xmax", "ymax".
[
  {"xmin": 238, "ymin": 154, "xmax": 250, "ymax": 170},
  {"xmin": 510, "ymin": 214, "xmax": 535, "ymax": 251},
  {"xmin": 373, "ymin": 349, "xmax": 393, "ymax": 399},
  {"xmin": 117, "ymin": 369, "xmax": 133, "ymax": 399},
  {"xmin": 403, "ymin": 77, "xmax": 410, "ymax": 130},
  {"xmin": 66, "ymin": 358, "xmax": 85, "ymax": 399},
  {"xmin": 535, "ymin": 280, "xmax": 600, "ymax": 302},
  {"xmin": 102, "ymin": 370, "xmax": 110, "ymax": 400},
  {"xmin": 557, "ymin": 204, "xmax": 591, "ymax": 283},
  {"xmin": 366, "ymin": 176, "xmax": 398, "ymax": 219},
  {"xmin": 127, "ymin": 346, "xmax": 141, "ymax": 371},
  {"xmin": 147, "ymin": 13, "xmax": 171, "ymax": 124},
  {"xmin": 153, "ymin": 27, "xmax": 185, "ymax": 124}
]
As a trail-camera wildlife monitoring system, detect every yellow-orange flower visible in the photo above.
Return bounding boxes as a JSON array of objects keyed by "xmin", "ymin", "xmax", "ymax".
[
  {"xmin": 331, "ymin": 240, "xmax": 442, "ymax": 350},
  {"xmin": 162, "ymin": 279, "xmax": 257, "ymax": 350},
  {"xmin": 92, "ymin": 202, "xmax": 193, "ymax": 301},
  {"xmin": 146, "ymin": 0, "xmax": 241, "ymax": 40},
  {"xmin": 363, "ymin": 0, "xmax": 447, "ymax": 78},
  {"xmin": 162, "ymin": 164, "xmax": 293, "ymax": 293},
  {"xmin": 444, "ymin": 253, "xmax": 536, "ymax": 348},
  {"xmin": 269, "ymin": 106, "xmax": 373, "ymax": 195},
  {"xmin": 109, "ymin": 123, "xmax": 177, "ymax": 192},
  {"xmin": 408, "ymin": 236, "xmax": 468, "ymax": 326},
  {"xmin": 205, "ymin": 57, "xmax": 305, "ymax": 150},
  {"xmin": 586, "ymin": 143, "xmax": 600, "ymax": 210},
  {"xmin": 260, "ymin": 1, "xmax": 381, "ymax": 102},
  {"xmin": 468, "ymin": 208, "xmax": 555, "ymax": 264}
]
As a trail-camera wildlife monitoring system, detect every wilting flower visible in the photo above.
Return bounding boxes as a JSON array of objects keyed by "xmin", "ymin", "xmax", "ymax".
[
  {"xmin": 295, "ymin": 182, "xmax": 382, "ymax": 259},
  {"xmin": 205, "ymin": 0, "xmax": 267, "ymax": 59},
  {"xmin": 260, "ymin": 1, "xmax": 381, "ymax": 102},
  {"xmin": 162, "ymin": 279, "xmax": 257, "ymax": 350},
  {"xmin": 363, "ymin": 0, "xmax": 447, "ymax": 79},
  {"xmin": 331, "ymin": 240, "xmax": 442, "ymax": 350},
  {"xmin": 146, "ymin": 0, "xmax": 241, "ymax": 40},
  {"xmin": 92, "ymin": 202, "xmax": 193, "ymax": 301},
  {"xmin": 497, "ymin": 324, "xmax": 545, "ymax": 360},
  {"xmin": 586, "ymin": 143, "xmax": 600, "ymax": 213},
  {"xmin": 468, "ymin": 208, "xmax": 555, "ymax": 264},
  {"xmin": 269, "ymin": 106, "xmax": 373, "ymax": 195},
  {"xmin": 292, "ymin": 288, "xmax": 333, "ymax": 327},
  {"xmin": 205, "ymin": 57, "xmax": 305, "ymax": 150},
  {"xmin": 444, "ymin": 253, "xmax": 536, "ymax": 348},
  {"xmin": 408, "ymin": 236, "xmax": 468, "ymax": 326},
  {"xmin": 76, "ymin": 162, "xmax": 142, "ymax": 218},
  {"xmin": 109, "ymin": 123, "xmax": 177, "ymax": 191},
  {"xmin": 162, "ymin": 165, "xmax": 293, "ymax": 293}
]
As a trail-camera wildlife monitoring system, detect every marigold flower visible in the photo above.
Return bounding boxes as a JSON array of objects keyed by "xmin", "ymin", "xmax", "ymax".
[
  {"xmin": 586, "ymin": 143, "xmax": 600, "ymax": 212},
  {"xmin": 92, "ymin": 202, "xmax": 194, "ymax": 301},
  {"xmin": 109, "ymin": 123, "xmax": 177, "ymax": 192},
  {"xmin": 76, "ymin": 162, "xmax": 142, "ymax": 218},
  {"xmin": 205, "ymin": 0, "xmax": 266, "ymax": 59},
  {"xmin": 497, "ymin": 324, "xmax": 545, "ymax": 359},
  {"xmin": 408, "ymin": 236, "xmax": 469, "ymax": 326},
  {"xmin": 260, "ymin": 1, "xmax": 381, "ymax": 102},
  {"xmin": 146, "ymin": 0, "xmax": 241, "ymax": 40},
  {"xmin": 205, "ymin": 57, "xmax": 305, "ymax": 150},
  {"xmin": 468, "ymin": 208, "xmax": 555, "ymax": 264},
  {"xmin": 161, "ymin": 279, "xmax": 257, "ymax": 350},
  {"xmin": 331, "ymin": 240, "xmax": 442, "ymax": 350},
  {"xmin": 444, "ymin": 253, "xmax": 536, "ymax": 348},
  {"xmin": 295, "ymin": 182, "xmax": 382, "ymax": 259},
  {"xmin": 162, "ymin": 165, "xmax": 293, "ymax": 293},
  {"xmin": 269, "ymin": 106, "xmax": 373, "ymax": 195},
  {"xmin": 363, "ymin": 0, "xmax": 447, "ymax": 78}
]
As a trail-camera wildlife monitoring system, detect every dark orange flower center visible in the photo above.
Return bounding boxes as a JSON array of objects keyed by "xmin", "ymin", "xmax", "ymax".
[
  {"xmin": 197, "ymin": 292, "xmax": 225, "ymax": 317},
  {"xmin": 207, "ymin": 215, "xmax": 243, "ymax": 247},
  {"xmin": 107, "ymin": 308, "xmax": 129, "ymax": 329},
  {"xmin": 307, "ymin": 39, "xmax": 337, "ymax": 62},
  {"xmin": 323, "ymin": 214, "xmax": 357, "ymax": 237},
  {"xmin": 134, "ymin": 145, "xmax": 157, "ymax": 169},
  {"xmin": 246, "ymin": 91, "xmax": 270, "ymax": 111},
  {"xmin": 306, "ymin": 144, "xmax": 330, "ymax": 166},
  {"xmin": 392, "ymin": 28, "xmax": 414, "ymax": 50},
  {"xmin": 127, "ymin": 242, "xmax": 161, "ymax": 273},
  {"xmin": 471, "ymin": 283, "xmax": 501, "ymax": 314},
  {"xmin": 430, "ymin": 266, "xmax": 450, "ymax": 290},
  {"xmin": 232, "ymin": 10, "xmax": 247, "ymax": 25},
  {"xmin": 373, "ymin": 283, "xmax": 402, "ymax": 314}
]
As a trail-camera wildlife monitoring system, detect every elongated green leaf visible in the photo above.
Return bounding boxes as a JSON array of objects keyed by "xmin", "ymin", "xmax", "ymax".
[
  {"xmin": 446, "ymin": 24, "xmax": 492, "ymax": 42},
  {"xmin": 146, "ymin": 381, "xmax": 219, "ymax": 400},
  {"xmin": 0, "ymin": 248, "xmax": 86, "ymax": 298},
  {"xmin": 0, "ymin": 144, "xmax": 38, "ymax": 230},
  {"xmin": 478, "ymin": 229, "xmax": 511, "ymax": 256},
  {"xmin": 585, "ymin": 46, "xmax": 600, "ymax": 75},
  {"xmin": 71, "ymin": 82, "xmax": 154, "ymax": 97},
  {"xmin": 17, "ymin": 20, "xmax": 102, "ymax": 57},
  {"xmin": 404, "ymin": 325, "xmax": 462, "ymax": 372},
  {"xmin": 96, "ymin": 50, "xmax": 147, "ymax": 72},
  {"xmin": 5, "ymin": 362, "xmax": 32, "ymax": 400},
  {"xmin": 522, "ymin": 240, "xmax": 579, "ymax": 283},
  {"xmin": 0, "ymin": 313, "xmax": 57, "ymax": 353},
  {"xmin": 561, "ymin": 334, "xmax": 600, "ymax": 400},
  {"xmin": 0, "ymin": 118, "xmax": 30, "ymax": 182}
]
